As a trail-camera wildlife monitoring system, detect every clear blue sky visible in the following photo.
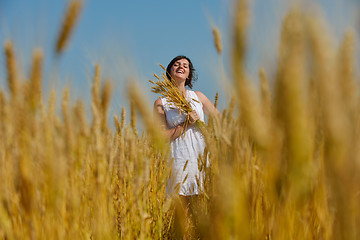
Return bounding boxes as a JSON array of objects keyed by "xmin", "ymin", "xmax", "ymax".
[{"xmin": 0, "ymin": 0, "xmax": 359, "ymax": 118}]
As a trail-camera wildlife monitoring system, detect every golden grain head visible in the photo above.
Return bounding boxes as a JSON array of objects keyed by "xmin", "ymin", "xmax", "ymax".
[
  {"xmin": 4, "ymin": 40, "xmax": 18, "ymax": 99},
  {"xmin": 114, "ymin": 115, "xmax": 121, "ymax": 134},
  {"xmin": 55, "ymin": 0, "xmax": 84, "ymax": 54},
  {"xmin": 214, "ymin": 92, "xmax": 219, "ymax": 108},
  {"xmin": 101, "ymin": 79, "xmax": 112, "ymax": 114},
  {"xmin": 30, "ymin": 48, "xmax": 43, "ymax": 98},
  {"xmin": 92, "ymin": 64, "xmax": 102, "ymax": 110},
  {"xmin": 159, "ymin": 64, "xmax": 166, "ymax": 71},
  {"xmin": 212, "ymin": 26, "xmax": 223, "ymax": 54},
  {"xmin": 31, "ymin": 48, "xmax": 43, "ymax": 80}
]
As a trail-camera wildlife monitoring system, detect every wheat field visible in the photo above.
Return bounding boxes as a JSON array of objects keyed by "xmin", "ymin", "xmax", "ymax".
[{"xmin": 0, "ymin": 0, "xmax": 359, "ymax": 239}]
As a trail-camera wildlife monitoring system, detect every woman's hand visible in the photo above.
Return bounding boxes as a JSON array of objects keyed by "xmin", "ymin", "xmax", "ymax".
[{"xmin": 188, "ymin": 110, "xmax": 200, "ymax": 125}]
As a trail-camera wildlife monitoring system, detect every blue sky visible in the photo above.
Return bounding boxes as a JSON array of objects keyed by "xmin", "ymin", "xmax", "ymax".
[{"xmin": 0, "ymin": 0, "xmax": 359, "ymax": 118}]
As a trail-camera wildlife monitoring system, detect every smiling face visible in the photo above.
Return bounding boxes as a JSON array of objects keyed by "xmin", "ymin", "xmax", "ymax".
[
  {"xmin": 166, "ymin": 55, "xmax": 197, "ymax": 89},
  {"xmin": 170, "ymin": 58, "xmax": 190, "ymax": 82}
]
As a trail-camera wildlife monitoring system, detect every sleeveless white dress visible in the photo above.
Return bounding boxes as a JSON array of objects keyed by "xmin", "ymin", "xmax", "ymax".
[{"xmin": 161, "ymin": 90, "xmax": 206, "ymax": 196}]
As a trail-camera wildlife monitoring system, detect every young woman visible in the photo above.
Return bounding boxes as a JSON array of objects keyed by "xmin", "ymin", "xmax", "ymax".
[{"xmin": 153, "ymin": 55, "xmax": 219, "ymax": 198}]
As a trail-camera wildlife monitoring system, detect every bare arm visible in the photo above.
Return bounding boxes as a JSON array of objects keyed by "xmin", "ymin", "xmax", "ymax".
[
  {"xmin": 195, "ymin": 91, "xmax": 221, "ymax": 116},
  {"xmin": 153, "ymin": 98, "xmax": 185, "ymax": 141}
]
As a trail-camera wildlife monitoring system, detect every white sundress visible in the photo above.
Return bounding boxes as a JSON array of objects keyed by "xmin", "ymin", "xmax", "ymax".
[{"xmin": 161, "ymin": 90, "xmax": 207, "ymax": 196}]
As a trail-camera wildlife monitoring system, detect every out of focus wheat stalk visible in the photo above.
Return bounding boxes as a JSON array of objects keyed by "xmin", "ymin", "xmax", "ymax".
[
  {"xmin": 212, "ymin": 26, "xmax": 222, "ymax": 55},
  {"xmin": 55, "ymin": 0, "xmax": 83, "ymax": 54}
]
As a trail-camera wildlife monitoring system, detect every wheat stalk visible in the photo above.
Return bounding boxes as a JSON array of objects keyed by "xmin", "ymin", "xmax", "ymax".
[
  {"xmin": 130, "ymin": 100, "xmax": 139, "ymax": 137},
  {"xmin": 100, "ymin": 79, "xmax": 112, "ymax": 131},
  {"xmin": 29, "ymin": 48, "xmax": 43, "ymax": 111},
  {"xmin": 4, "ymin": 40, "xmax": 18, "ymax": 102},
  {"xmin": 214, "ymin": 92, "xmax": 219, "ymax": 108},
  {"xmin": 55, "ymin": 0, "xmax": 83, "ymax": 54},
  {"xmin": 212, "ymin": 26, "xmax": 222, "ymax": 55}
]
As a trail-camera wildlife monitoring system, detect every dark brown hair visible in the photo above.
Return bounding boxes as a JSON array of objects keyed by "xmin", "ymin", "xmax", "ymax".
[{"xmin": 166, "ymin": 55, "xmax": 197, "ymax": 89}]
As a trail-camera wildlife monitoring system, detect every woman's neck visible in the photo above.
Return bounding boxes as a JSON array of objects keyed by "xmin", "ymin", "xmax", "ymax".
[{"xmin": 175, "ymin": 82, "xmax": 186, "ymax": 95}]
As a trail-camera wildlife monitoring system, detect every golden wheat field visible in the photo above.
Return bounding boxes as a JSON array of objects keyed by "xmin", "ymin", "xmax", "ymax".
[{"xmin": 0, "ymin": 0, "xmax": 359, "ymax": 239}]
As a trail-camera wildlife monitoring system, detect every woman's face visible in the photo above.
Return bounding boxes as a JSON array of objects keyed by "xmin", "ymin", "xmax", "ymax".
[{"xmin": 170, "ymin": 58, "xmax": 190, "ymax": 81}]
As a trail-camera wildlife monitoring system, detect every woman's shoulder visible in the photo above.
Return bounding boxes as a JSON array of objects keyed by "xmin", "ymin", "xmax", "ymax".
[
  {"xmin": 194, "ymin": 91, "xmax": 215, "ymax": 108},
  {"xmin": 154, "ymin": 98, "xmax": 165, "ymax": 115},
  {"xmin": 194, "ymin": 91, "xmax": 208, "ymax": 101},
  {"xmin": 194, "ymin": 90, "xmax": 204, "ymax": 96},
  {"xmin": 154, "ymin": 98, "xmax": 163, "ymax": 108},
  {"xmin": 154, "ymin": 97, "xmax": 162, "ymax": 104}
]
